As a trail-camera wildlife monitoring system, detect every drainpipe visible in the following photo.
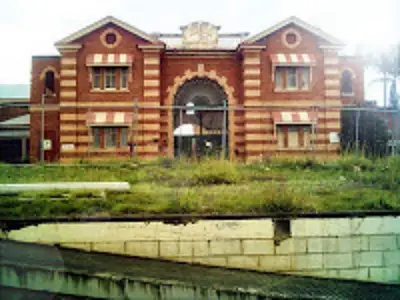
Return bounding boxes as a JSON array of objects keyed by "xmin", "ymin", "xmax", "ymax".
[{"xmin": 40, "ymin": 93, "xmax": 45, "ymax": 163}]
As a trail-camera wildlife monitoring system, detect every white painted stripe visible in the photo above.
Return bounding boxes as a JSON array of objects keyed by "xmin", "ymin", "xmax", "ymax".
[
  {"xmin": 114, "ymin": 112, "xmax": 125, "ymax": 123},
  {"xmin": 95, "ymin": 112, "xmax": 107, "ymax": 123},
  {"xmin": 94, "ymin": 54, "xmax": 102, "ymax": 64},
  {"xmin": 290, "ymin": 54, "xmax": 298, "ymax": 63},
  {"xmin": 108, "ymin": 54, "xmax": 115, "ymax": 63},
  {"xmin": 277, "ymin": 54, "xmax": 287, "ymax": 63},
  {"xmin": 119, "ymin": 54, "xmax": 127, "ymax": 64},
  {"xmin": 302, "ymin": 54, "xmax": 310, "ymax": 64},
  {"xmin": 282, "ymin": 112, "xmax": 292, "ymax": 122},
  {"xmin": 299, "ymin": 112, "xmax": 309, "ymax": 121}
]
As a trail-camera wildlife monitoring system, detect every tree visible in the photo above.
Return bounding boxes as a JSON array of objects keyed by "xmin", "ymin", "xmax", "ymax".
[
  {"xmin": 340, "ymin": 109, "xmax": 390, "ymax": 157},
  {"xmin": 366, "ymin": 44, "xmax": 400, "ymax": 108}
]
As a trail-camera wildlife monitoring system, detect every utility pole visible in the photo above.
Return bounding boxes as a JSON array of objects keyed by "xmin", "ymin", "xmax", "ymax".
[{"xmin": 221, "ymin": 100, "xmax": 227, "ymax": 159}]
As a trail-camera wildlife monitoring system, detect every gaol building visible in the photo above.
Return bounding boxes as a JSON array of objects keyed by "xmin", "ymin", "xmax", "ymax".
[{"xmin": 29, "ymin": 16, "xmax": 364, "ymax": 162}]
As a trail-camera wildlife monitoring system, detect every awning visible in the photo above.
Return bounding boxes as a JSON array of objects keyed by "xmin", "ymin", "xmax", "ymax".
[
  {"xmin": 270, "ymin": 54, "xmax": 316, "ymax": 66},
  {"xmin": 86, "ymin": 54, "xmax": 134, "ymax": 66},
  {"xmin": 86, "ymin": 112, "xmax": 133, "ymax": 127},
  {"xmin": 272, "ymin": 111, "xmax": 316, "ymax": 124}
]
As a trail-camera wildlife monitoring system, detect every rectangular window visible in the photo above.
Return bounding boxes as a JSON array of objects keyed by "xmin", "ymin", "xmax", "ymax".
[
  {"xmin": 120, "ymin": 128, "xmax": 128, "ymax": 147},
  {"xmin": 277, "ymin": 125, "xmax": 312, "ymax": 149},
  {"xmin": 93, "ymin": 127, "xmax": 101, "ymax": 148},
  {"xmin": 120, "ymin": 68, "xmax": 128, "ymax": 89},
  {"xmin": 104, "ymin": 127, "xmax": 117, "ymax": 148},
  {"xmin": 300, "ymin": 67, "xmax": 310, "ymax": 90},
  {"xmin": 274, "ymin": 67, "xmax": 310, "ymax": 91},
  {"xmin": 286, "ymin": 68, "xmax": 298, "ymax": 89},
  {"xmin": 105, "ymin": 68, "xmax": 116, "ymax": 89},
  {"xmin": 275, "ymin": 68, "xmax": 283, "ymax": 90},
  {"xmin": 92, "ymin": 68, "xmax": 101, "ymax": 89}
]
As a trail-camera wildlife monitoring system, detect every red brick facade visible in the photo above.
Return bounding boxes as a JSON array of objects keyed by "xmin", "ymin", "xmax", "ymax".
[{"xmin": 30, "ymin": 16, "xmax": 364, "ymax": 162}]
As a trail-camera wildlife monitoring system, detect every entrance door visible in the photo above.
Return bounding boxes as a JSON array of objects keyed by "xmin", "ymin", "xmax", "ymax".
[{"xmin": 173, "ymin": 77, "xmax": 229, "ymax": 158}]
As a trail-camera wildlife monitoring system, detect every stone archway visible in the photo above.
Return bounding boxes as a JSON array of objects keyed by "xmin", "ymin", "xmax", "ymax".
[{"xmin": 165, "ymin": 64, "xmax": 236, "ymax": 159}]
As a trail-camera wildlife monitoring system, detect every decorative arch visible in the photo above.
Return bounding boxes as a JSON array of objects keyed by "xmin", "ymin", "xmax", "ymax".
[
  {"xmin": 165, "ymin": 64, "xmax": 237, "ymax": 159},
  {"xmin": 39, "ymin": 66, "xmax": 60, "ymax": 80},
  {"xmin": 166, "ymin": 64, "xmax": 235, "ymax": 106},
  {"xmin": 341, "ymin": 67, "xmax": 356, "ymax": 79}
]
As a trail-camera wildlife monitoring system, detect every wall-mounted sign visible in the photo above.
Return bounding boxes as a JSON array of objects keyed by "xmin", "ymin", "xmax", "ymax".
[
  {"xmin": 329, "ymin": 132, "xmax": 340, "ymax": 144},
  {"xmin": 61, "ymin": 143, "xmax": 75, "ymax": 151},
  {"xmin": 43, "ymin": 139, "xmax": 52, "ymax": 150}
]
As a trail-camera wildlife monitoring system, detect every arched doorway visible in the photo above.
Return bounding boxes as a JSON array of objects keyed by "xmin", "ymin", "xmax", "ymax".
[{"xmin": 173, "ymin": 77, "xmax": 228, "ymax": 158}]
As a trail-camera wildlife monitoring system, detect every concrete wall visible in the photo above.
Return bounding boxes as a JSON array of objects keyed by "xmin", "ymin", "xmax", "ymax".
[{"xmin": 5, "ymin": 216, "xmax": 400, "ymax": 284}]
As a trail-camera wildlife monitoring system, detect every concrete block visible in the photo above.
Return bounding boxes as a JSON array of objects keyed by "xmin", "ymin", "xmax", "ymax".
[
  {"xmin": 323, "ymin": 218, "xmax": 351, "ymax": 237},
  {"xmin": 351, "ymin": 217, "xmax": 395, "ymax": 235},
  {"xmin": 61, "ymin": 243, "xmax": 92, "ymax": 252},
  {"xmin": 192, "ymin": 240, "xmax": 209, "ymax": 257},
  {"xmin": 369, "ymin": 236, "xmax": 397, "ymax": 251},
  {"xmin": 354, "ymin": 251, "xmax": 383, "ymax": 267},
  {"xmin": 178, "ymin": 241, "xmax": 193, "ymax": 257},
  {"xmin": 193, "ymin": 257, "xmax": 227, "ymax": 267},
  {"xmin": 307, "ymin": 238, "xmax": 324, "ymax": 253},
  {"xmin": 291, "ymin": 254, "xmax": 323, "ymax": 270},
  {"xmin": 339, "ymin": 268, "xmax": 369, "ymax": 281},
  {"xmin": 242, "ymin": 239, "xmax": 274, "ymax": 255},
  {"xmin": 91, "ymin": 242, "xmax": 125, "ymax": 255},
  {"xmin": 323, "ymin": 253, "xmax": 353, "ymax": 269},
  {"xmin": 202, "ymin": 220, "xmax": 274, "ymax": 239},
  {"xmin": 227, "ymin": 256, "xmax": 259, "ymax": 270},
  {"xmin": 126, "ymin": 241, "xmax": 159, "ymax": 258},
  {"xmin": 160, "ymin": 241, "xmax": 179, "ymax": 257},
  {"xmin": 292, "ymin": 219, "xmax": 324, "ymax": 237},
  {"xmin": 383, "ymin": 251, "xmax": 400, "ymax": 266},
  {"xmin": 259, "ymin": 255, "xmax": 291, "ymax": 271},
  {"xmin": 337, "ymin": 236, "xmax": 369, "ymax": 253},
  {"xmin": 382, "ymin": 216, "xmax": 400, "ymax": 234},
  {"xmin": 369, "ymin": 267, "xmax": 399, "ymax": 283},
  {"xmin": 209, "ymin": 239, "xmax": 241, "ymax": 255},
  {"xmin": 275, "ymin": 238, "xmax": 307, "ymax": 255}
]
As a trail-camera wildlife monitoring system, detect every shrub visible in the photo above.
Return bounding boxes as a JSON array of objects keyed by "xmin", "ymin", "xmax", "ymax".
[{"xmin": 191, "ymin": 159, "xmax": 240, "ymax": 185}]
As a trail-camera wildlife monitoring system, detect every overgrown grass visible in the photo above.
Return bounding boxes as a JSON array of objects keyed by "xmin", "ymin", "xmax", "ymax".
[{"xmin": 0, "ymin": 155, "xmax": 399, "ymax": 218}]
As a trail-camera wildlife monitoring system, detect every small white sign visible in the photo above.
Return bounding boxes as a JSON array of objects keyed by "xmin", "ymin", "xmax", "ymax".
[
  {"xmin": 43, "ymin": 139, "xmax": 52, "ymax": 150},
  {"xmin": 329, "ymin": 132, "xmax": 340, "ymax": 144},
  {"xmin": 61, "ymin": 143, "xmax": 75, "ymax": 151}
]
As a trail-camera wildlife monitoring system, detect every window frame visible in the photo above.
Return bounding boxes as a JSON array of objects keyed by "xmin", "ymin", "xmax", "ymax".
[
  {"xmin": 276, "ymin": 124, "xmax": 313, "ymax": 149},
  {"xmin": 340, "ymin": 70, "xmax": 354, "ymax": 96},
  {"xmin": 104, "ymin": 68, "xmax": 117, "ymax": 90},
  {"xmin": 274, "ymin": 66, "xmax": 311, "ymax": 92},
  {"xmin": 91, "ymin": 127, "xmax": 129, "ymax": 149},
  {"xmin": 120, "ymin": 68, "xmax": 128, "ymax": 90},
  {"xmin": 92, "ymin": 68, "xmax": 102, "ymax": 90}
]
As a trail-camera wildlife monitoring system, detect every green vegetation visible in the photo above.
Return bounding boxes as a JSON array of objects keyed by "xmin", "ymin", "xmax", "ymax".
[{"xmin": 0, "ymin": 156, "xmax": 399, "ymax": 218}]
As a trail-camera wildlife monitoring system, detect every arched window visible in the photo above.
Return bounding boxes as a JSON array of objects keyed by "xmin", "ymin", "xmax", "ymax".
[
  {"xmin": 341, "ymin": 70, "xmax": 353, "ymax": 95},
  {"xmin": 44, "ymin": 71, "xmax": 55, "ymax": 94}
]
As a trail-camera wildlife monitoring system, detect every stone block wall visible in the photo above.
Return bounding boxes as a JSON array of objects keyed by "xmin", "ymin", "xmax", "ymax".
[{"xmin": 5, "ymin": 216, "xmax": 400, "ymax": 284}]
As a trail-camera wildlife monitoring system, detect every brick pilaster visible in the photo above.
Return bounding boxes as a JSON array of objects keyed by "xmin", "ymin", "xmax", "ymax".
[
  {"xmin": 241, "ymin": 46, "xmax": 267, "ymax": 162},
  {"xmin": 138, "ymin": 46, "xmax": 164, "ymax": 159}
]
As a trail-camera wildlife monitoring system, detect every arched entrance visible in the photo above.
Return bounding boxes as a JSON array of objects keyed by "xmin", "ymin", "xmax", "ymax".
[{"xmin": 173, "ymin": 77, "xmax": 229, "ymax": 158}]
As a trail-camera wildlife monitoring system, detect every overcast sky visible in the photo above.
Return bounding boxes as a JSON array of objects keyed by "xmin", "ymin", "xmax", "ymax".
[{"xmin": 1, "ymin": 0, "xmax": 399, "ymax": 102}]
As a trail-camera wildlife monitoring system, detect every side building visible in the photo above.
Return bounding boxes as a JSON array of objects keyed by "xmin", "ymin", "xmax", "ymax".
[{"xmin": 29, "ymin": 16, "xmax": 364, "ymax": 162}]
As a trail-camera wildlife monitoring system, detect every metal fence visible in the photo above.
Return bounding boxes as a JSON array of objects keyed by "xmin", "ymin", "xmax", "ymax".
[{"xmin": 1, "ymin": 101, "xmax": 400, "ymax": 163}]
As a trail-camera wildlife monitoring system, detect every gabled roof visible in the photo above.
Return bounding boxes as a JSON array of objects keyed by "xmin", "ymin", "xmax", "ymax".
[
  {"xmin": 243, "ymin": 16, "xmax": 343, "ymax": 45},
  {"xmin": 55, "ymin": 16, "xmax": 161, "ymax": 46}
]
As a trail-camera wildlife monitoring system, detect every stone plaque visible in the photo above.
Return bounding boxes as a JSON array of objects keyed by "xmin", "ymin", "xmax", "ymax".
[{"xmin": 181, "ymin": 22, "xmax": 220, "ymax": 49}]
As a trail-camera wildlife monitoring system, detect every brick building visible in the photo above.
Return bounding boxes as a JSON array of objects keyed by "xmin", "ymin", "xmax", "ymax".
[{"xmin": 30, "ymin": 16, "xmax": 364, "ymax": 162}]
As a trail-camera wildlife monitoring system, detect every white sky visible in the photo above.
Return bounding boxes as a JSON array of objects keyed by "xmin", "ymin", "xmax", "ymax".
[{"xmin": 1, "ymin": 0, "xmax": 399, "ymax": 102}]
